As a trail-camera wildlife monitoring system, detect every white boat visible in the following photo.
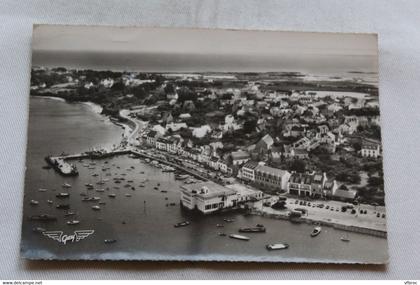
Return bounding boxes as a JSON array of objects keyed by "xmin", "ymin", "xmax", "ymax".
[
  {"xmin": 266, "ymin": 243, "xmax": 289, "ymax": 250},
  {"xmin": 56, "ymin": 192, "xmax": 70, "ymax": 198},
  {"xmin": 229, "ymin": 234, "xmax": 250, "ymax": 241},
  {"xmin": 62, "ymin": 183, "xmax": 72, "ymax": 188},
  {"xmin": 38, "ymin": 188, "xmax": 48, "ymax": 192},
  {"xmin": 340, "ymin": 233, "xmax": 350, "ymax": 242},
  {"xmin": 47, "ymin": 200, "xmax": 53, "ymax": 204},
  {"xmin": 67, "ymin": 220, "xmax": 80, "ymax": 225},
  {"xmin": 310, "ymin": 226, "xmax": 322, "ymax": 237},
  {"xmin": 91, "ymin": 205, "xmax": 101, "ymax": 210},
  {"xmin": 30, "ymin": 200, "xmax": 39, "ymax": 205}
]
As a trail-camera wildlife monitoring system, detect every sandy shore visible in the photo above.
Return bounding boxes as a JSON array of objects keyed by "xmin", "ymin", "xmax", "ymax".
[
  {"xmin": 34, "ymin": 95, "xmax": 66, "ymax": 102},
  {"xmin": 81, "ymin": 101, "xmax": 103, "ymax": 114}
]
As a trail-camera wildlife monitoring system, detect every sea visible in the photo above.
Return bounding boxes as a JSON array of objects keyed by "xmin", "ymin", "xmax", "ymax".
[{"xmin": 20, "ymin": 96, "xmax": 388, "ymax": 263}]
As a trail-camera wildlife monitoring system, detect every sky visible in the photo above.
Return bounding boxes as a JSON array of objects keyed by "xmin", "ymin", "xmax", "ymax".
[{"xmin": 31, "ymin": 25, "xmax": 378, "ymax": 75}]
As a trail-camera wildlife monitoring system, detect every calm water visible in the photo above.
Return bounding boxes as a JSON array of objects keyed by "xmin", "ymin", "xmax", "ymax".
[{"xmin": 21, "ymin": 97, "xmax": 388, "ymax": 263}]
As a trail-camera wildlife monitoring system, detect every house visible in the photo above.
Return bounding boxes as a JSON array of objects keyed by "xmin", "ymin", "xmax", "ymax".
[
  {"xmin": 166, "ymin": 136, "xmax": 183, "ymax": 154},
  {"xmin": 145, "ymin": 130, "xmax": 159, "ymax": 146},
  {"xmin": 240, "ymin": 161, "xmax": 259, "ymax": 182},
  {"xmin": 254, "ymin": 134, "xmax": 274, "ymax": 155},
  {"xmin": 361, "ymin": 140, "xmax": 381, "ymax": 158},
  {"xmin": 293, "ymin": 137, "xmax": 311, "ymax": 150},
  {"xmin": 287, "ymin": 173, "xmax": 314, "ymax": 197},
  {"xmin": 283, "ymin": 145, "xmax": 309, "ymax": 159},
  {"xmin": 156, "ymin": 138, "xmax": 169, "ymax": 151},
  {"xmin": 254, "ymin": 164, "xmax": 291, "ymax": 191},
  {"xmin": 208, "ymin": 157, "xmax": 220, "ymax": 170},
  {"xmin": 231, "ymin": 150, "xmax": 251, "ymax": 165},
  {"xmin": 269, "ymin": 146, "xmax": 283, "ymax": 162},
  {"xmin": 317, "ymin": 125, "xmax": 329, "ymax": 135},
  {"xmin": 323, "ymin": 180, "xmax": 338, "ymax": 198},
  {"xmin": 333, "ymin": 184, "xmax": 357, "ymax": 201},
  {"xmin": 217, "ymin": 159, "xmax": 229, "ymax": 173},
  {"xmin": 310, "ymin": 172, "xmax": 328, "ymax": 198}
]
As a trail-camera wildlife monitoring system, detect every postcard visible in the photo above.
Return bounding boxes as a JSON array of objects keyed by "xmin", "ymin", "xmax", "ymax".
[{"xmin": 21, "ymin": 25, "xmax": 387, "ymax": 263}]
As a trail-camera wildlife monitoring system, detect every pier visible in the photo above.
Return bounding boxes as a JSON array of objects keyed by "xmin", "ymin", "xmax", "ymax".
[{"xmin": 46, "ymin": 147, "xmax": 208, "ymax": 181}]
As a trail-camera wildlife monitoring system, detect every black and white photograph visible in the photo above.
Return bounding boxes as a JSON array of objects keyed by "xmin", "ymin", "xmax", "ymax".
[{"xmin": 21, "ymin": 25, "xmax": 387, "ymax": 263}]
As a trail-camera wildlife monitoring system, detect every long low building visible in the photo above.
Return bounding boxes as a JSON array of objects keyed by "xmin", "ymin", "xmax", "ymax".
[{"xmin": 180, "ymin": 181, "xmax": 263, "ymax": 214}]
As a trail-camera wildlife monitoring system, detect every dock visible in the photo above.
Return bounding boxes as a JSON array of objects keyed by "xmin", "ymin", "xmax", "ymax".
[{"xmin": 45, "ymin": 147, "xmax": 207, "ymax": 181}]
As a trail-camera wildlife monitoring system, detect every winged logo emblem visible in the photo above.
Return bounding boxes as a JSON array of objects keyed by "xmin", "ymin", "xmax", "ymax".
[{"xmin": 43, "ymin": 230, "xmax": 94, "ymax": 244}]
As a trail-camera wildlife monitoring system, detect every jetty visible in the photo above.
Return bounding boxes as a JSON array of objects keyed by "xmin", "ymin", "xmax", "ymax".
[{"xmin": 46, "ymin": 147, "xmax": 207, "ymax": 181}]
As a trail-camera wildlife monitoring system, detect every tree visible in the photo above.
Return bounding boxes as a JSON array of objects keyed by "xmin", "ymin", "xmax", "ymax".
[
  {"xmin": 164, "ymin": 83, "xmax": 175, "ymax": 94},
  {"xmin": 243, "ymin": 119, "xmax": 257, "ymax": 134},
  {"xmin": 368, "ymin": 176, "xmax": 384, "ymax": 189},
  {"xmin": 290, "ymin": 159, "xmax": 306, "ymax": 173}
]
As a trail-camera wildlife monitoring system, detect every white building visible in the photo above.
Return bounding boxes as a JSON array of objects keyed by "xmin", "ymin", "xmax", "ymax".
[
  {"xmin": 361, "ymin": 140, "xmax": 381, "ymax": 158},
  {"xmin": 180, "ymin": 182, "xmax": 239, "ymax": 214},
  {"xmin": 180, "ymin": 181, "xmax": 263, "ymax": 214},
  {"xmin": 240, "ymin": 161, "xmax": 259, "ymax": 182}
]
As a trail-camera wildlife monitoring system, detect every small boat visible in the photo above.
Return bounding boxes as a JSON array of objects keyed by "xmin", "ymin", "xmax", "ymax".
[
  {"xmin": 218, "ymin": 232, "xmax": 227, "ymax": 236},
  {"xmin": 82, "ymin": 197, "xmax": 100, "ymax": 202},
  {"xmin": 266, "ymin": 243, "xmax": 289, "ymax": 250},
  {"xmin": 216, "ymin": 224, "xmax": 224, "ymax": 228},
  {"xmin": 91, "ymin": 205, "xmax": 101, "ymax": 210},
  {"xmin": 96, "ymin": 181, "xmax": 105, "ymax": 185},
  {"xmin": 104, "ymin": 239, "xmax": 117, "ymax": 244},
  {"xmin": 223, "ymin": 218, "xmax": 235, "ymax": 223},
  {"xmin": 30, "ymin": 200, "xmax": 39, "ymax": 205},
  {"xmin": 154, "ymin": 187, "xmax": 159, "ymax": 190},
  {"xmin": 125, "ymin": 194, "xmax": 132, "ymax": 197},
  {"xmin": 56, "ymin": 204, "xmax": 70, "ymax": 210},
  {"xmin": 340, "ymin": 233, "xmax": 350, "ymax": 242},
  {"xmin": 32, "ymin": 227, "xmax": 46, "ymax": 233},
  {"xmin": 139, "ymin": 184, "xmax": 145, "ymax": 187},
  {"xmin": 38, "ymin": 188, "xmax": 48, "ymax": 192},
  {"xmin": 85, "ymin": 183, "xmax": 93, "ymax": 187},
  {"xmin": 30, "ymin": 214, "xmax": 57, "ymax": 221},
  {"xmin": 99, "ymin": 201, "xmax": 106, "ymax": 205},
  {"xmin": 108, "ymin": 194, "xmax": 116, "ymax": 198},
  {"xmin": 310, "ymin": 226, "xmax": 322, "ymax": 237},
  {"xmin": 56, "ymin": 192, "xmax": 70, "ymax": 198},
  {"xmin": 169, "ymin": 202, "xmax": 176, "ymax": 206},
  {"xmin": 160, "ymin": 190, "xmax": 168, "ymax": 193},
  {"xmin": 62, "ymin": 183, "xmax": 71, "ymax": 188},
  {"xmin": 64, "ymin": 211, "xmax": 76, "ymax": 217},
  {"xmin": 47, "ymin": 200, "xmax": 53, "ymax": 204},
  {"xmin": 239, "ymin": 227, "xmax": 266, "ymax": 233},
  {"xmin": 95, "ymin": 188, "xmax": 105, "ymax": 192},
  {"xmin": 67, "ymin": 220, "xmax": 80, "ymax": 225},
  {"xmin": 229, "ymin": 234, "xmax": 250, "ymax": 241},
  {"xmin": 174, "ymin": 221, "xmax": 190, "ymax": 228},
  {"xmin": 92, "ymin": 173, "xmax": 99, "ymax": 177}
]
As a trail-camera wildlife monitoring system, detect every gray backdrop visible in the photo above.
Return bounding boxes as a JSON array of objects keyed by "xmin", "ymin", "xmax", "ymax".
[{"xmin": 0, "ymin": 0, "xmax": 419, "ymax": 279}]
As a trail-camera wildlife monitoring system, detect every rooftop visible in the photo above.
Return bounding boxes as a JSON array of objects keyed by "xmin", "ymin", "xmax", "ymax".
[
  {"xmin": 242, "ymin": 160, "xmax": 259, "ymax": 170},
  {"xmin": 255, "ymin": 164, "xmax": 289, "ymax": 178},
  {"xmin": 181, "ymin": 181, "xmax": 237, "ymax": 199}
]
